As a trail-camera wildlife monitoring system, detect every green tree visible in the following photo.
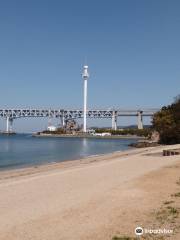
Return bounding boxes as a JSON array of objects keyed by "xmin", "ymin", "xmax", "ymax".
[{"xmin": 152, "ymin": 96, "xmax": 180, "ymax": 144}]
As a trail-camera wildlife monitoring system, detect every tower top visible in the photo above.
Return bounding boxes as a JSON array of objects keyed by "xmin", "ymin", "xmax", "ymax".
[{"xmin": 82, "ymin": 65, "xmax": 89, "ymax": 79}]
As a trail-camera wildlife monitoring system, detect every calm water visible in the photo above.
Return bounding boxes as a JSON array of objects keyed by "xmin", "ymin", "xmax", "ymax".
[{"xmin": 0, "ymin": 134, "xmax": 137, "ymax": 170}]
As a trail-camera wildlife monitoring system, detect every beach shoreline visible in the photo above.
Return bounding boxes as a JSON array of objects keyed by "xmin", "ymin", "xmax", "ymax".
[
  {"xmin": 0, "ymin": 146, "xmax": 155, "ymax": 180},
  {"xmin": 0, "ymin": 144, "xmax": 180, "ymax": 240}
]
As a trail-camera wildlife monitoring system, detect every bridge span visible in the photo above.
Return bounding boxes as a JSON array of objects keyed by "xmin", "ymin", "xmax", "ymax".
[{"xmin": 0, "ymin": 108, "xmax": 159, "ymax": 133}]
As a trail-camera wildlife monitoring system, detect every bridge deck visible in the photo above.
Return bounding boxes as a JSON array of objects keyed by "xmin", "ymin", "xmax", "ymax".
[{"xmin": 0, "ymin": 109, "xmax": 159, "ymax": 119}]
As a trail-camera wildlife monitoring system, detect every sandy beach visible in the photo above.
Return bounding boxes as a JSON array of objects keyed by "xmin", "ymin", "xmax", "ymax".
[{"xmin": 0, "ymin": 145, "xmax": 180, "ymax": 240}]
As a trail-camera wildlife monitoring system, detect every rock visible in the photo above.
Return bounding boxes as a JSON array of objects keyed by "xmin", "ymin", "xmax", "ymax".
[
  {"xmin": 129, "ymin": 141, "xmax": 159, "ymax": 148},
  {"xmin": 151, "ymin": 131, "xmax": 160, "ymax": 142}
]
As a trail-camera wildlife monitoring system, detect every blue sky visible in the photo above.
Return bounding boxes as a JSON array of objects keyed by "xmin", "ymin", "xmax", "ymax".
[{"xmin": 0, "ymin": 0, "xmax": 179, "ymax": 131}]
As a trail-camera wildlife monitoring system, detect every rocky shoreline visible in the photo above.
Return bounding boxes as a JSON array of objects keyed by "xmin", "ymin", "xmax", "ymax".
[{"xmin": 129, "ymin": 141, "xmax": 160, "ymax": 148}]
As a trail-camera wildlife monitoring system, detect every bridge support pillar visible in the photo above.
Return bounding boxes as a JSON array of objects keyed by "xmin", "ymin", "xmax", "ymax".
[
  {"xmin": 137, "ymin": 111, "xmax": 143, "ymax": 129},
  {"xmin": 112, "ymin": 111, "xmax": 117, "ymax": 130},
  {"xmin": 6, "ymin": 117, "xmax": 13, "ymax": 133},
  {"xmin": 61, "ymin": 115, "xmax": 65, "ymax": 127}
]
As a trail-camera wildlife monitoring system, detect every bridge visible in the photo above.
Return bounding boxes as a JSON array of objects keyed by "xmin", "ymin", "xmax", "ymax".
[{"xmin": 0, "ymin": 108, "xmax": 159, "ymax": 133}]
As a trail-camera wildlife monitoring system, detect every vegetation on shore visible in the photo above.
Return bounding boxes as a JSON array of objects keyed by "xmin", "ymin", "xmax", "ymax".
[
  {"xmin": 152, "ymin": 95, "xmax": 180, "ymax": 144},
  {"xmin": 40, "ymin": 128, "xmax": 66, "ymax": 135},
  {"xmin": 38, "ymin": 127, "xmax": 151, "ymax": 138},
  {"xmin": 95, "ymin": 128, "xmax": 151, "ymax": 137}
]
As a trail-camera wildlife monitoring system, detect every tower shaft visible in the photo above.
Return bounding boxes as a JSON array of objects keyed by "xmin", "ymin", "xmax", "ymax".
[
  {"xmin": 82, "ymin": 65, "xmax": 89, "ymax": 133},
  {"xmin": 83, "ymin": 78, "xmax": 87, "ymax": 132}
]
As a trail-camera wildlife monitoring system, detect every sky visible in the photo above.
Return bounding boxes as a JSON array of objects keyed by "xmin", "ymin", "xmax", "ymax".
[{"xmin": 0, "ymin": 0, "xmax": 179, "ymax": 132}]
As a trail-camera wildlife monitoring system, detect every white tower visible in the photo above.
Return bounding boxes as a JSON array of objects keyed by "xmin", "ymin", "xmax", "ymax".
[{"xmin": 82, "ymin": 65, "xmax": 89, "ymax": 133}]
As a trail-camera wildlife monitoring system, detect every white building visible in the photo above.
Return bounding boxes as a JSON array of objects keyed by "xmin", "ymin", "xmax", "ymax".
[
  {"xmin": 47, "ymin": 125, "xmax": 57, "ymax": 132},
  {"xmin": 94, "ymin": 132, "xmax": 111, "ymax": 137}
]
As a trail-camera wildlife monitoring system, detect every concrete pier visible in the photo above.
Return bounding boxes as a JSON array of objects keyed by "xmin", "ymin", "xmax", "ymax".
[
  {"xmin": 112, "ymin": 111, "xmax": 117, "ymax": 130},
  {"xmin": 137, "ymin": 111, "xmax": 143, "ymax": 129},
  {"xmin": 3, "ymin": 117, "xmax": 15, "ymax": 134},
  {"xmin": 61, "ymin": 115, "xmax": 65, "ymax": 127},
  {"xmin": 6, "ymin": 117, "xmax": 13, "ymax": 133}
]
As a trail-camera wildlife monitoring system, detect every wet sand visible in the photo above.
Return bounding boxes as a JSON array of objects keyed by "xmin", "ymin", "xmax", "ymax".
[{"xmin": 0, "ymin": 144, "xmax": 180, "ymax": 240}]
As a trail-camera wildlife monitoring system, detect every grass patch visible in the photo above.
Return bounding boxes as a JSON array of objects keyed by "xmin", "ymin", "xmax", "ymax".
[
  {"xmin": 112, "ymin": 235, "xmax": 165, "ymax": 240},
  {"xmin": 112, "ymin": 237, "xmax": 137, "ymax": 240},
  {"xmin": 156, "ymin": 209, "xmax": 168, "ymax": 223},
  {"xmin": 172, "ymin": 192, "xmax": 180, "ymax": 197},
  {"xmin": 156, "ymin": 206, "xmax": 179, "ymax": 223},
  {"xmin": 166, "ymin": 206, "xmax": 179, "ymax": 216},
  {"xmin": 163, "ymin": 200, "xmax": 174, "ymax": 205}
]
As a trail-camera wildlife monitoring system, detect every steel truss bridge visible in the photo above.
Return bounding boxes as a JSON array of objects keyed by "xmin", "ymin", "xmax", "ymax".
[{"xmin": 0, "ymin": 108, "xmax": 159, "ymax": 132}]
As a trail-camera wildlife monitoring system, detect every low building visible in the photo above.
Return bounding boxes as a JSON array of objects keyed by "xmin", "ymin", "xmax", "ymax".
[
  {"xmin": 94, "ymin": 132, "xmax": 111, "ymax": 137},
  {"xmin": 47, "ymin": 126, "xmax": 57, "ymax": 132},
  {"xmin": 101, "ymin": 132, "xmax": 111, "ymax": 136}
]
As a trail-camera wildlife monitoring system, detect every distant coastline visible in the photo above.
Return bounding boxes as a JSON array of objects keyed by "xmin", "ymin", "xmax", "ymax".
[{"xmin": 33, "ymin": 132, "xmax": 146, "ymax": 139}]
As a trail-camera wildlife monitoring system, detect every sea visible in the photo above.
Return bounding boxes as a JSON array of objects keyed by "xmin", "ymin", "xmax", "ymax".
[{"xmin": 0, "ymin": 134, "xmax": 138, "ymax": 170}]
